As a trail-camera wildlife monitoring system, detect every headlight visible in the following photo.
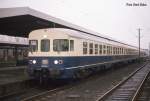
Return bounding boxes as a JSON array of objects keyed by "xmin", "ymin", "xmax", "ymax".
[
  {"xmin": 59, "ymin": 60, "xmax": 63, "ymax": 64},
  {"xmin": 32, "ymin": 60, "xmax": 37, "ymax": 64},
  {"xmin": 54, "ymin": 60, "xmax": 59, "ymax": 64}
]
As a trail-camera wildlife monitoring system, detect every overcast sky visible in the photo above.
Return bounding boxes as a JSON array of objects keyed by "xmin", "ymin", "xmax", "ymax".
[{"xmin": 0, "ymin": 0, "xmax": 150, "ymax": 49}]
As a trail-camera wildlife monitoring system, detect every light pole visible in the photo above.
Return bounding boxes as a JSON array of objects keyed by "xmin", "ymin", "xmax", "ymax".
[
  {"xmin": 138, "ymin": 28, "xmax": 141, "ymax": 59},
  {"xmin": 149, "ymin": 42, "xmax": 150, "ymax": 57}
]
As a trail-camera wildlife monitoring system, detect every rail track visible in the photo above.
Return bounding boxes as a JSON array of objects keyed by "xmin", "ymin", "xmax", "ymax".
[
  {"xmin": 0, "ymin": 79, "xmax": 32, "ymax": 100},
  {"xmin": 21, "ymin": 77, "xmax": 94, "ymax": 101},
  {"xmin": 19, "ymin": 62, "xmax": 147, "ymax": 101},
  {"xmin": 1, "ymin": 62, "xmax": 148, "ymax": 101},
  {"xmin": 0, "ymin": 79, "xmax": 67, "ymax": 101},
  {"xmin": 96, "ymin": 63, "xmax": 150, "ymax": 101},
  {"xmin": 133, "ymin": 71, "xmax": 150, "ymax": 101},
  {"xmin": 21, "ymin": 83, "xmax": 77, "ymax": 101}
]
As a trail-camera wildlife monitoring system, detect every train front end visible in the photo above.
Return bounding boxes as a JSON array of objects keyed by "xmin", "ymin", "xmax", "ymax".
[
  {"xmin": 28, "ymin": 56, "xmax": 65, "ymax": 79},
  {"xmin": 27, "ymin": 29, "xmax": 74, "ymax": 80}
]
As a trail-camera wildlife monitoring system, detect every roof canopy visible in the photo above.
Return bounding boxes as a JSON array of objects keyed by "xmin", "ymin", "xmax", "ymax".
[
  {"xmin": 0, "ymin": 7, "xmax": 96, "ymax": 37},
  {"xmin": 0, "ymin": 7, "xmax": 140, "ymax": 49}
]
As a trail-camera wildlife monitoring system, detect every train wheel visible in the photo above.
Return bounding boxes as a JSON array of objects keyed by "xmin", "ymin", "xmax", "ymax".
[
  {"xmin": 74, "ymin": 70, "xmax": 85, "ymax": 79},
  {"xmin": 74, "ymin": 71, "xmax": 82, "ymax": 79}
]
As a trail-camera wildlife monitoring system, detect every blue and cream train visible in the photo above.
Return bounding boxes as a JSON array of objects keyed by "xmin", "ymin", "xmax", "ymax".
[{"xmin": 27, "ymin": 28, "xmax": 147, "ymax": 79}]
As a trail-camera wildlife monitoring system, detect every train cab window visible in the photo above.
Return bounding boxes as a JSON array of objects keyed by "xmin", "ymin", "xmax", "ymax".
[
  {"xmin": 53, "ymin": 39, "xmax": 69, "ymax": 51},
  {"xmin": 99, "ymin": 45, "xmax": 102, "ymax": 54},
  {"xmin": 70, "ymin": 40, "xmax": 74, "ymax": 51},
  {"xmin": 41, "ymin": 39, "xmax": 50, "ymax": 52},
  {"xmin": 95, "ymin": 44, "xmax": 98, "ymax": 54},
  {"xmin": 29, "ymin": 40, "xmax": 38, "ymax": 52},
  {"xmin": 83, "ymin": 42, "xmax": 88, "ymax": 54},
  {"xmin": 89, "ymin": 43, "xmax": 93, "ymax": 54}
]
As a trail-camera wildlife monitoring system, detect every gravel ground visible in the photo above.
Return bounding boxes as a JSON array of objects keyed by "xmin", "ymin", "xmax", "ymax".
[{"xmin": 30, "ymin": 62, "xmax": 145, "ymax": 101}]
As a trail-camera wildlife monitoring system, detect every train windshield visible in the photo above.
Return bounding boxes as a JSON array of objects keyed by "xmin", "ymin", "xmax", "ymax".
[
  {"xmin": 53, "ymin": 39, "xmax": 69, "ymax": 51},
  {"xmin": 41, "ymin": 39, "xmax": 50, "ymax": 52},
  {"xmin": 29, "ymin": 40, "xmax": 38, "ymax": 52}
]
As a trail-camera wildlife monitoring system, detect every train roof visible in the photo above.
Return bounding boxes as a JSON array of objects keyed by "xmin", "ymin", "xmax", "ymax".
[
  {"xmin": 0, "ymin": 34, "xmax": 28, "ymax": 45},
  {"xmin": 31, "ymin": 28, "xmax": 139, "ymax": 50}
]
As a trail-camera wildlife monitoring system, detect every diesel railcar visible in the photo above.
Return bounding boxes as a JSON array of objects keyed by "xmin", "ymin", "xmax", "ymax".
[{"xmin": 27, "ymin": 28, "xmax": 146, "ymax": 79}]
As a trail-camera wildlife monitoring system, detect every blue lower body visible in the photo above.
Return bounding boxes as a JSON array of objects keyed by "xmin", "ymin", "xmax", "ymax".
[{"xmin": 27, "ymin": 55, "xmax": 138, "ymax": 79}]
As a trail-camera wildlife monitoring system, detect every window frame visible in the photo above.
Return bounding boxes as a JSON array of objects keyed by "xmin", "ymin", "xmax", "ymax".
[
  {"xmin": 41, "ymin": 39, "xmax": 50, "ymax": 52},
  {"xmin": 53, "ymin": 39, "xmax": 69, "ymax": 52},
  {"xmin": 89, "ymin": 43, "xmax": 93, "ymax": 54},
  {"xmin": 99, "ymin": 44, "xmax": 102, "ymax": 55},
  {"xmin": 70, "ymin": 40, "xmax": 74, "ymax": 51},
  {"xmin": 29, "ymin": 40, "xmax": 38, "ymax": 52},
  {"xmin": 103, "ymin": 45, "xmax": 106, "ymax": 54},
  {"xmin": 83, "ymin": 42, "xmax": 88, "ymax": 54},
  {"xmin": 95, "ymin": 44, "xmax": 98, "ymax": 54}
]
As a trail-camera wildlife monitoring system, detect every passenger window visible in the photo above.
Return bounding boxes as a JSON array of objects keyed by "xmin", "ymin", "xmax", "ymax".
[
  {"xmin": 117, "ymin": 48, "xmax": 119, "ymax": 54},
  {"xmin": 108, "ymin": 46, "xmax": 111, "ymax": 55},
  {"xmin": 107, "ymin": 46, "xmax": 109, "ymax": 54},
  {"xmin": 89, "ymin": 43, "xmax": 93, "ymax": 54},
  {"xmin": 103, "ymin": 45, "xmax": 106, "ymax": 54},
  {"xmin": 53, "ymin": 39, "xmax": 69, "ymax": 51},
  {"xmin": 99, "ymin": 45, "xmax": 102, "ymax": 54},
  {"xmin": 115, "ymin": 47, "xmax": 117, "ymax": 54},
  {"xmin": 122, "ymin": 48, "xmax": 124, "ymax": 54},
  {"xmin": 118, "ymin": 48, "xmax": 120, "ymax": 54},
  {"xmin": 110, "ymin": 46, "xmax": 112, "ymax": 55},
  {"xmin": 83, "ymin": 42, "xmax": 88, "ymax": 54},
  {"xmin": 41, "ymin": 39, "xmax": 50, "ymax": 52},
  {"xmin": 115, "ymin": 47, "xmax": 117, "ymax": 55},
  {"xmin": 29, "ymin": 40, "xmax": 38, "ymax": 52},
  {"xmin": 70, "ymin": 40, "xmax": 74, "ymax": 51},
  {"xmin": 113, "ymin": 47, "xmax": 116, "ymax": 55},
  {"xmin": 120, "ymin": 48, "xmax": 122, "ymax": 54},
  {"xmin": 95, "ymin": 44, "xmax": 98, "ymax": 54},
  {"xmin": 124, "ymin": 49, "xmax": 125, "ymax": 54},
  {"xmin": 125, "ymin": 49, "xmax": 127, "ymax": 54}
]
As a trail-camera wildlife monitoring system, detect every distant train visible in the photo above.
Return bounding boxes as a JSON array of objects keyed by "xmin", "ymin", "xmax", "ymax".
[
  {"xmin": 27, "ymin": 28, "xmax": 147, "ymax": 79},
  {"xmin": 0, "ymin": 35, "xmax": 28, "ymax": 67}
]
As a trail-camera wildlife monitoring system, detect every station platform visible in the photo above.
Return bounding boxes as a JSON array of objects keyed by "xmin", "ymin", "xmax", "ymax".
[
  {"xmin": 0, "ymin": 66, "xmax": 26, "ymax": 71},
  {"xmin": 0, "ymin": 66, "xmax": 29, "ymax": 85}
]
